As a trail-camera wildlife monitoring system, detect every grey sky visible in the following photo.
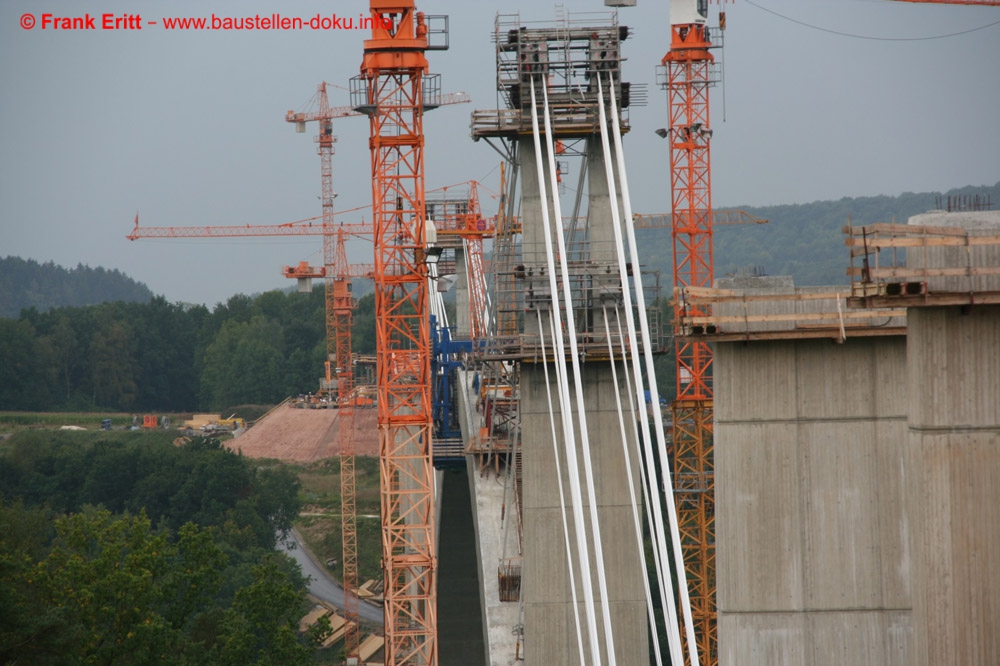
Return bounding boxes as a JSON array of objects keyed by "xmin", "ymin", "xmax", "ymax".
[{"xmin": 2, "ymin": 0, "xmax": 997, "ymax": 306}]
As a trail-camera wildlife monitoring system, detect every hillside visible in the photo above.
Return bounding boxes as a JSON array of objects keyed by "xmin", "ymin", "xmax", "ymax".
[
  {"xmin": 635, "ymin": 182, "xmax": 1000, "ymax": 287},
  {"xmin": 0, "ymin": 256, "xmax": 154, "ymax": 318}
]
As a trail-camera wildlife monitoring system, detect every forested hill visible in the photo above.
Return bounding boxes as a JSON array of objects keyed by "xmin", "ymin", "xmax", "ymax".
[
  {"xmin": 636, "ymin": 182, "xmax": 1000, "ymax": 287},
  {"xmin": 0, "ymin": 256, "xmax": 155, "ymax": 318}
]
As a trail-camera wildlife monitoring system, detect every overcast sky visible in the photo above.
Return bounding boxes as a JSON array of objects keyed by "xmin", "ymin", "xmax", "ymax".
[{"xmin": 2, "ymin": 0, "xmax": 997, "ymax": 306}]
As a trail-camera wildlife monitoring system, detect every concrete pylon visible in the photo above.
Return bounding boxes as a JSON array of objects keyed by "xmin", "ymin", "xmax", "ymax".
[{"xmin": 519, "ymin": 138, "xmax": 649, "ymax": 665}]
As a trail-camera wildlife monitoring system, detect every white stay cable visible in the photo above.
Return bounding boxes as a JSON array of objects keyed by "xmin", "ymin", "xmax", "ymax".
[
  {"xmin": 606, "ymin": 72, "xmax": 700, "ymax": 666},
  {"xmin": 541, "ymin": 79, "xmax": 617, "ymax": 665},
  {"xmin": 529, "ymin": 80, "xmax": 602, "ymax": 666},
  {"xmin": 538, "ymin": 307, "xmax": 588, "ymax": 666},
  {"xmin": 595, "ymin": 75, "xmax": 685, "ymax": 666},
  {"xmin": 610, "ymin": 304, "xmax": 676, "ymax": 662},
  {"xmin": 600, "ymin": 304, "xmax": 664, "ymax": 666}
]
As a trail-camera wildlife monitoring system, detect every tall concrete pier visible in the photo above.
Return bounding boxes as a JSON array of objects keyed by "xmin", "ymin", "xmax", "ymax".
[
  {"xmin": 708, "ymin": 278, "xmax": 912, "ymax": 665},
  {"xmin": 701, "ymin": 210, "xmax": 1000, "ymax": 666},
  {"xmin": 519, "ymin": 140, "xmax": 647, "ymax": 665},
  {"xmin": 896, "ymin": 212, "xmax": 1000, "ymax": 666},
  {"xmin": 468, "ymin": 11, "xmax": 651, "ymax": 664}
]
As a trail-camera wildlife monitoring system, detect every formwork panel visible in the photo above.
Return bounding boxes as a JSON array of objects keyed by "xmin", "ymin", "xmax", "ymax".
[
  {"xmin": 805, "ymin": 611, "xmax": 910, "ymax": 666},
  {"xmin": 872, "ymin": 337, "xmax": 908, "ymax": 417},
  {"xmin": 522, "ymin": 506, "xmax": 571, "ymax": 602},
  {"xmin": 794, "ymin": 339, "xmax": 877, "ymax": 420},
  {"xmin": 798, "ymin": 421, "xmax": 881, "ymax": 609},
  {"xmin": 874, "ymin": 419, "xmax": 911, "ymax": 609},
  {"xmin": 716, "ymin": 421, "xmax": 803, "ymax": 612},
  {"xmin": 907, "ymin": 430, "xmax": 1000, "ymax": 666},
  {"xmin": 907, "ymin": 306, "xmax": 1000, "ymax": 429},
  {"xmin": 714, "ymin": 342, "xmax": 797, "ymax": 422},
  {"xmin": 718, "ymin": 613, "xmax": 806, "ymax": 666},
  {"xmin": 523, "ymin": 603, "xmax": 573, "ymax": 665},
  {"xmin": 881, "ymin": 610, "xmax": 914, "ymax": 666}
]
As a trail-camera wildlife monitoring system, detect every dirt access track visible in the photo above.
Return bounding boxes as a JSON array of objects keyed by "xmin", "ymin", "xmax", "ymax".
[{"xmin": 225, "ymin": 403, "xmax": 378, "ymax": 463}]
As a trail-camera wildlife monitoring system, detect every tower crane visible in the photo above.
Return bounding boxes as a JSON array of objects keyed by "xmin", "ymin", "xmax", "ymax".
[
  {"xmin": 352, "ymin": 3, "xmax": 449, "ymax": 663},
  {"xmin": 285, "ymin": 74, "xmax": 470, "ymax": 662},
  {"xmin": 661, "ymin": 2, "xmax": 718, "ymax": 663},
  {"xmin": 282, "ymin": 227, "xmax": 375, "ymax": 661},
  {"xmin": 285, "ymin": 86, "xmax": 372, "ymax": 662},
  {"xmin": 126, "ymin": 214, "xmax": 372, "ymax": 240}
]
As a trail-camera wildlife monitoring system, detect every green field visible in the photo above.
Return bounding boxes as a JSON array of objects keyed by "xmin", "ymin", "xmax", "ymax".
[{"xmin": 290, "ymin": 456, "xmax": 384, "ymax": 586}]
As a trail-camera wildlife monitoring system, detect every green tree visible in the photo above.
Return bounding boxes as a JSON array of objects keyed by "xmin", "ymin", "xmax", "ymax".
[
  {"xmin": 0, "ymin": 319, "xmax": 55, "ymax": 409},
  {"xmin": 89, "ymin": 321, "xmax": 140, "ymax": 410},
  {"xmin": 210, "ymin": 555, "xmax": 315, "ymax": 666},
  {"xmin": 0, "ymin": 498, "xmax": 317, "ymax": 666},
  {"xmin": 1, "ymin": 508, "xmax": 226, "ymax": 666},
  {"xmin": 200, "ymin": 315, "xmax": 289, "ymax": 409}
]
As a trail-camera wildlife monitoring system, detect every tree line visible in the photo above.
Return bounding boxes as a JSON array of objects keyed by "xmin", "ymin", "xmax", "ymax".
[{"xmin": 0, "ymin": 288, "xmax": 377, "ymax": 413}]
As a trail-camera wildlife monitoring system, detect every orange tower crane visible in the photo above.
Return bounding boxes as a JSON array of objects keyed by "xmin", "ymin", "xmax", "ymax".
[
  {"xmin": 286, "ymin": 87, "xmax": 370, "ymax": 661},
  {"xmin": 352, "ymin": 3, "xmax": 448, "ymax": 663},
  {"xmin": 662, "ymin": 1, "xmax": 718, "ymax": 664},
  {"xmin": 283, "ymin": 228, "xmax": 373, "ymax": 661}
]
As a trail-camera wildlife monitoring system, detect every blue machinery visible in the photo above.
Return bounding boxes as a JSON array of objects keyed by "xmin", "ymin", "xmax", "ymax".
[{"xmin": 430, "ymin": 315, "xmax": 475, "ymax": 468}]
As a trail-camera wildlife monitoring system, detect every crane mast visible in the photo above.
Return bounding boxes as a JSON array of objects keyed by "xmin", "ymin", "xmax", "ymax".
[
  {"xmin": 662, "ymin": 0, "xmax": 717, "ymax": 664},
  {"xmin": 353, "ymin": 3, "xmax": 442, "ymax": 663}
]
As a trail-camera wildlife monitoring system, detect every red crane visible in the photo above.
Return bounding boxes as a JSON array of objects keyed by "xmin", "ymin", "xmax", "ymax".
[
  {"xmin": 353, "ymin": 3, "xmax": 446, "ymax": 663},
  {"xmin": 662, "ymin": 2, "xmax": 718, "ymax": 664},
  {"xmin": 285, "ymin": 85, "xmax": 371, "ymax": 660}
]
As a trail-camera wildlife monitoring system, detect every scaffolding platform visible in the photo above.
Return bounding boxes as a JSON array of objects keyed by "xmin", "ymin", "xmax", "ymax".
[
  {"xmin": 471, "ymin": 10, "xmax": 642, "ymax": 140},
  {"xmin": 675, "ymin": 280, "xmax": 907, "ymax": 342},
  {"xmin": 845, "ymin": 220, "xmax": 1000, "ymax": 308}
]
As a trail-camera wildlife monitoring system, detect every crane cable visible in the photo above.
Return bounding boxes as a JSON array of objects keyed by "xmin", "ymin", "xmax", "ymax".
[
  {"xmin": 604, "ymin": 72, "xmax": 701, "ymax": 666},
  {"xmin": 537, "ymin": 306, "xmax": 588, "ymax": 666},
  {"xmin": 528, "ymin": 79, "xmax": 603, "ymax": 666},
  {"xmin": 541, "ymin": 78, "xmax": 618, "ymax": 665},
  {"xmin": 600, "ymin": 304, "xmax": 666, "ymax": 666}
]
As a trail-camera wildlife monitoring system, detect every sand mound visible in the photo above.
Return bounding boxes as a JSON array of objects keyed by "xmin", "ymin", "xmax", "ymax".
[{"xmin": 225, "ymin": 404, "xmax": 378, "ymax": 463}]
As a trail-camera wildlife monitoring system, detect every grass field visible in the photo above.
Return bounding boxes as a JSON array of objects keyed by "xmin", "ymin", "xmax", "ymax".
[
  {"xmin": 291, "ymin": 456, "xmax": 383, "ymax": 585},
  {"xmin": 0, "ymin": 411, "xmax": 142, "ymax": 429}
]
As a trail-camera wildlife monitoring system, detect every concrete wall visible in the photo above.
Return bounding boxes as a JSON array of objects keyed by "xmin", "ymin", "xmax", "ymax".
[
  {"xmin": 521, "ymin": 362, "xmax": 648, "ymax": 665},
  {"xmin": 456, "ymin": 370, "xmax": 520, "ymax": 666},
  {"xmin": 906, "ymin": 304, "xmax": 1000, "ymax": 666},
  {"xmin": 518, "ymin": 136, "xmax": 648, "ymax": 665},
  {"xmin": 715, "ymin": 334, "xmax": 912, "ymax": 666}
]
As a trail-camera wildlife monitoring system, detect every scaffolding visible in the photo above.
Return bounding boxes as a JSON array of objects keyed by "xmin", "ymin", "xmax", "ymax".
[
  {"xmin": 845, "ymin": 221, "xmax": 1000, "ymax": 308},
  {"xmin": 471, "ymin": 10, "xmax": 644, "ymax": 140}
]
